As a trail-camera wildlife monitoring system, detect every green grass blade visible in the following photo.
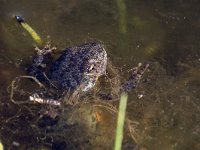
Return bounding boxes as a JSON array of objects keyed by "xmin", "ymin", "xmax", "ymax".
[{"xmin": 114, "ymin": 93, "xmax": 128, "ymax": 150}]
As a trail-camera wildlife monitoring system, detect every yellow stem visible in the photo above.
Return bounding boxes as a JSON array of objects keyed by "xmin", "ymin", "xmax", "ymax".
[{"xmin": 21, "ymin": 22, "xmax": 42, "ymax": 46}]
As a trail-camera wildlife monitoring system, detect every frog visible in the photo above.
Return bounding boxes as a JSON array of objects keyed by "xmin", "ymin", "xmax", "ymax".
[
  {"xmin": 28, "ymin": 42, "xmax": 108, "ymax": 104},
  {"xmin": 28, "ymin": 42, "xmax": 148, "ymax": 106},
  {"xmin": 12, "ymin": 16, "xmax": 148, "ymax": 147},
  {"xmin": 26, "ymin": 43, "xmax": 149, "ymax": 134},
  {"xmin": 14, "ymin": 15, "xmax": 148, "ymax": 105}
]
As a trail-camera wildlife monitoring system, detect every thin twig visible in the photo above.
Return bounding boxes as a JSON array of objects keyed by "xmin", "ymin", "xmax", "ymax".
[{"xmin": 9, "ymin": 75, "xmax": 45, "ymax": 104}]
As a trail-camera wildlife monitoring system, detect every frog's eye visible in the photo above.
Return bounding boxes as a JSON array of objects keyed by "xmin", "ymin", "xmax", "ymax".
[{"xmin": 89, "ymin": 64, "xmax": 94, "ymax": 71}]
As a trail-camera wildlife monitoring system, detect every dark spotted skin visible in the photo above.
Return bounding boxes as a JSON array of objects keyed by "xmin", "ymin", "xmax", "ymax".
[
  {"xmin": 29, "ymin": 42, "xmax": 107, "ymax": 94},
  {"xmin": 121, "ymin": 63, "xmax": 149, "ymax": 92},
  {"xmin": 50, "ymin": 43, "xmax": 107, "ymax": 92},
  {"xmin": 28, "ymin": 42, "xmax": 148, "ymax": 103}
]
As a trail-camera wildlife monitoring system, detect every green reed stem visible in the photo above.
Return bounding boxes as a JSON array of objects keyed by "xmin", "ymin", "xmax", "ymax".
[
  {"xmin": 117, "ymin": 0, "xmax": 127, "ymax": 34},
  {"xmin": 114, "ymin": 93, "xmax": 128, "ymax": 150}
]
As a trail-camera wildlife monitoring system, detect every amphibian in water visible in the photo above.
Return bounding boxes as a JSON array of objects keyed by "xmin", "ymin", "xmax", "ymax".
[
  {"xmin": 15, "ymin": 16, "xmax": 148, "ymax": 104},
  {"xmin": 28, "ymin": 42, "xmax": 107, "ymax": 103},
  {"xmin": 28, "ymin": 42, "xmax": 148, "ymax": 105}
]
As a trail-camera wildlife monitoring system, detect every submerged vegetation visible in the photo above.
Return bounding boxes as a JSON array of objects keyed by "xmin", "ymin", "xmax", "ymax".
[
  {"xmin": 0, "ymin": 141, "xmax": 3, "ymax": 150},
  {"xmin": 0, "ymin": 0, "xmax": 200, "ymax": 150},
  {"xmin": 114, "ymin": 93, "xmax": 128, "ymax": 150},
  {"xmin": 1, "ymin": 59, "xmax": 146, "ymax": 149},
  {"xmin": 15, "ymin": 16, "xmax": 43, "ymax": 47}
]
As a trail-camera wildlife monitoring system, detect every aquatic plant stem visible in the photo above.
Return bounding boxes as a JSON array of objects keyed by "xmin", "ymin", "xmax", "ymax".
[
  {"xmin": 15, "ymin": 16, "xmax": 42, "ymax": 46},
  {"xmin": 21, "ymin": 22, "xmax": 42, "ymax": 46},
  {"xmin": 117, "ymin": 0, "xmax": 127, "ymax": 34},
  {"xmin": 114, "ymin": 93, "xmax": 128, "ymax": 150},
  {"xmin": 0, "ymin": 141, "xmax": 3, "ymax": 150}
]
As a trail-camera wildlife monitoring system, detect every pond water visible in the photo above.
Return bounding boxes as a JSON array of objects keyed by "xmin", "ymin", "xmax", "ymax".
[{"xmin": 0, "ymin": 0, "xmax": 200, "ymax": 150}]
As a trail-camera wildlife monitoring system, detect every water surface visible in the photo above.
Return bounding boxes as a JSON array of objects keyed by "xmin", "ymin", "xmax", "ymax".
[{"xmin": 0, "ymin": 0, "xmax": 199, "ymax": 150}]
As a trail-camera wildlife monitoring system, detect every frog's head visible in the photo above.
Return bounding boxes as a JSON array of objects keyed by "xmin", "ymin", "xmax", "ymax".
[{"xmin": 80, "ymin": 43, "xmax": 107, "ymax": 91}]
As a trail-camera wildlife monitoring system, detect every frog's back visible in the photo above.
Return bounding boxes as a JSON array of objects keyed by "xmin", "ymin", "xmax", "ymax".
[{"xmin": 50, "ymin": 42, "xmax": 107, "ymax": 92}]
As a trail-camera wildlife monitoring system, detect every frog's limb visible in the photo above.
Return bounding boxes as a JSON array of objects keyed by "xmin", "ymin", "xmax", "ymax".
[
  {"xmin": 33, "ymin": 43, "xmax": 56, "ymax": 67},
  {"xmin": 9, "ymin": 74, "xmax": 60, "ymax": 106},
  {"xmin": 28, "ymin": 43, "xmax": 56, "ymax": 81},
  {"xmin": 35, "ymin": 43, "xmax": 56, "ymax": 56},
  {"xmin": 29, "ymin": 93, "xmax": 61, "ymax": 106},
  {"xmin": 121, "ymin": 63, "xmax": 149, "ymax": 92}
]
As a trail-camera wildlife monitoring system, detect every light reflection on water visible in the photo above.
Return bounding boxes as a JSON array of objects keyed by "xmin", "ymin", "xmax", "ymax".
[{"xmin": 0, "ymin": 0, "xmax": 199, "ymax": 149}]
